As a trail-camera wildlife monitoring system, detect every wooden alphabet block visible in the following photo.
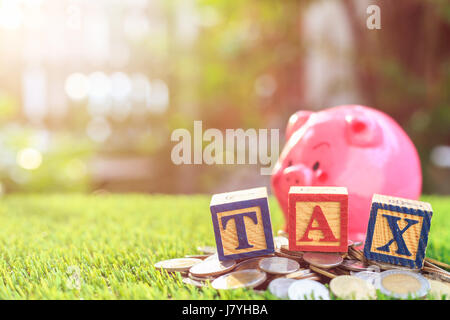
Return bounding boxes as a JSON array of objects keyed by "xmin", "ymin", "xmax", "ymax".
[
  {"xmin": 288, "ymin": 186, "xmax": 348, "ymax": 252},
  {"xmin": 210, "ymin": 187, "xmax": 275, "ymax": 261},
  {"xmin": 364, "ymin": 194, "xmax": 433, "ymax": 269}
]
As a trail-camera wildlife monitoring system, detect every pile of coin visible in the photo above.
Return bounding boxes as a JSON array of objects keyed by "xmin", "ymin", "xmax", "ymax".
[{"xmin": 153, "ymin": 235, "xmax": 450, "ymax": 300}]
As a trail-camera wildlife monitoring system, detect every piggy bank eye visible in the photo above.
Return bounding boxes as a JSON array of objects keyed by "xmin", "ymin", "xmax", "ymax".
[
  {"xmin": 312, "ymin": 161, "xmax": 320, "ymax": 171},
  {"xmin": 287, "ymin": 160, "xmax": 293, "ymax": 167}
]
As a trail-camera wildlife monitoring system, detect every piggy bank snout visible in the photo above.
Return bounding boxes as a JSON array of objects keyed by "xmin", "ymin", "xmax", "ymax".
[{"xmin": 282, "ymin": 164, "xmax": 314, "ymax": 186}]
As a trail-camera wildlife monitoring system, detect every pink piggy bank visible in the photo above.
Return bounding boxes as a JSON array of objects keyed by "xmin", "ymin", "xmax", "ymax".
[{"xmin": 271, "ymin": 105, "xmax": 422, "ymax": 242}]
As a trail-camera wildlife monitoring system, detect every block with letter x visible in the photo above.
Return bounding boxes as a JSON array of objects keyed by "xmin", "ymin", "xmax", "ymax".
[
  {"xmin": 288, "ymin": 186, "xmax": 348, "ymax": 252},
  {"xmin": 364, "ymin": 194, "xmax": 433, "ymax": 269},
  {"xmin": 210, "ymin": 187, "xmax": 275, "ymax": 261}
]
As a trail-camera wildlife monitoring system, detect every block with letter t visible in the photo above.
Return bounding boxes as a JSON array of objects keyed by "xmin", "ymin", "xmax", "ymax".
[
  {"xmin": 364, "ymin": 194, "xmax": 433, "ymax": 269},
  {"xmin": 210, "ymin": 187, "xmax": 275, "ymax": 261},
  {"xmin": 288, "ymin": 186, "xmax": 348, "ymax": 252}
]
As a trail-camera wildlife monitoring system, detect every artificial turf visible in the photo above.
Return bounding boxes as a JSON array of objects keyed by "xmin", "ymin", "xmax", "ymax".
[{"xmin": 0, "ymin": 194, "xmax": 448, "ymax": 299}]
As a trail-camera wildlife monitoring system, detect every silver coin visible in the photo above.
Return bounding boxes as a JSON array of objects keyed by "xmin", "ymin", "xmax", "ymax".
[
  {"xmin": 375, "ymin": 269, "xmax": 430, "ymax": 299},
  {"xmin": 189, "ymin": 256, "xmax": 236, "ymax": 277},
  {"xmin": 154, "ymin": 258, "xmax": 203, "ymax": 273},
  {"xmin": 288, "ymin": 279, "xmax": 330, "ymax": 300},
  {"xmin": 259, "ymin": 257, "xmax": 300, "ymax": 275},
  {"xmin": 353, "ymin": 271, "xmax": 381, "ymax": 285},
  {"xmin": 303, "ymin": 252, "xmax": 343, "ymax": 269},
  {"xmin": 211, "ymin": 269, "xmax": 267, "ymax": 290},
  {"xmin": 268, "ymin": 278, "xmax": 297, "ymax": 299},
  {"xmin": 341, "ymin": 259, "xmax": 369, "ymax": 272},
  {"xmin": 234, "ymin": 257, "xmax": 264, "ymax": 271}
]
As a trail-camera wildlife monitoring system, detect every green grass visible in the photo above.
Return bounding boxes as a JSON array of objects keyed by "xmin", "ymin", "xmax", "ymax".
[{"xmin": 0, "ymin": 194, "xmax": 448, "ymax": 299}]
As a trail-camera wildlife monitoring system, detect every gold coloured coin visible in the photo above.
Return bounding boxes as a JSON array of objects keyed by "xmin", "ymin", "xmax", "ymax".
[
  {"xmin": 259, "ymin": 257, "xmax": 300, "ymax": 275},
  {"xmin": 376, "ymin": 270, "xmax": 430, "ymax": 299},
  {"xmin": 189, "ymin": 257, "xmax": 236, "ymax": 277},
  {"xmin": 211, "ymin": 269, "xmax": 267, "ymax": 290},
  {"xmin": 303, "ymin": 252, "xmax": 343, "ymax": 269},
  {"xmin": 154, "ymin": 258, "xmax": 202, "ymax": 273},
  {"xmin": 428, "ymin": 280, "xmax": 450, "ymax": 300},
  {"xmin": 330, "ymin": 275, "xmax": 376, "ymax": 300}
]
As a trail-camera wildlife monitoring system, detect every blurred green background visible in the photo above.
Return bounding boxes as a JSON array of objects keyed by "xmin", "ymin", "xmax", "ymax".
[{"xmin": 0, "ymin": 0, "xmax": 448, "ymax": 195}]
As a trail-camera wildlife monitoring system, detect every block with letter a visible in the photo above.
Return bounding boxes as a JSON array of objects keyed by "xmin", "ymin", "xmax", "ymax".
[
  {"xmin": 288, "ymin": 186, "xmax": 348, "ymax": 252},
  {"xmin": 364, "ymin": 194, "xmax": 433, "ymax": 269},
  {"xmin": 210, "ymin": 187, "xmax": 275, "ymax": 261}
]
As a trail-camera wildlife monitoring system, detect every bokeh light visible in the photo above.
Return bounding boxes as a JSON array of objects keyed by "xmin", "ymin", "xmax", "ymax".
[
  {"xmin": 0, "ymin": 0, "xmax": 446, "ymax": 196},
  {"xmin": 431, "ymin": 146, "xmax": 450, "ymax": 168},
  {"xmin": 110, "ymin": 72, "xmax": 132, "ymax": 101},
  {"xmin": 65, "ymin": 73, "xmax": 90, "ymax": 100},
  {"xmin": 149, "ymin": 79, "xmax": 169, "ymax": 113},
  {"xmin": 88, "ymin": 72, "xmax": 111, "ymax": 100},
  {"xmin": 0, "ymin": 1, "xmax": 23, "ymax": 30},
  {"xmin": 17, "ymin": 148, "xmax": 43, "ymax": 170},
  {"xmin": 86, "ymin": 117, "xmax": 111, "ymax": 143}
]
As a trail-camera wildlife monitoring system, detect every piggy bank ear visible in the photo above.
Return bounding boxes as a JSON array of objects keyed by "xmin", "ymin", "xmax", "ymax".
[
  {"xmin": 285, "ymin": 111, "xmax": 313, "ymax": 141},
  {"xmin": 345, "ymin": 114, "xmax": 383, "ymax": 147}
]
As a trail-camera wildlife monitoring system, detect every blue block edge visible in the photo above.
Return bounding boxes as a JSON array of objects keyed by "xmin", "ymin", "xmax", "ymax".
[
  {"xmin": 363, "ymin": 201, "xmax": 433, "ymax": 269},
  {"xmin": 210, "ymin": 197, "xmax": 275, "ymax": 262}
]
